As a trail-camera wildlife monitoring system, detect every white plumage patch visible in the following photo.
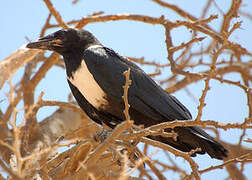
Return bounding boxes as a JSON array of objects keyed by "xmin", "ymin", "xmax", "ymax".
[{"xmin": 67, "ymin": 58, "xmax": 108, "ymax": 109}]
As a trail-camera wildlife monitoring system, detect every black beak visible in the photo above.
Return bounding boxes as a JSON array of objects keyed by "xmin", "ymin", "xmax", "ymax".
[{"xmin": 26, "ymin": 36, "xmax": 63, "ymax": 50}]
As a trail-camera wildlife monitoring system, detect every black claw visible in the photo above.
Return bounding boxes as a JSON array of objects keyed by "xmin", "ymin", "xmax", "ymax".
[{"xmin": 93, "ymin": 129, "xmax": 113, "ymax": 143}]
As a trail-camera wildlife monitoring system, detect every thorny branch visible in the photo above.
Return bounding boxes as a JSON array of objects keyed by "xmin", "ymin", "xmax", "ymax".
[
  {"xmin": 0, "ymin": 0, "xmax": 251, "ymax": 179},
  {"xmin": 123, "ymin": 68, "xmax": 132, "ymax": 122}
]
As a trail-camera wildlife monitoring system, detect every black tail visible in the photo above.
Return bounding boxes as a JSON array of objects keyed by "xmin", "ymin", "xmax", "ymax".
[{"xmin": 149, "ymin": 126, "xmax": 228, "ymax": 160}]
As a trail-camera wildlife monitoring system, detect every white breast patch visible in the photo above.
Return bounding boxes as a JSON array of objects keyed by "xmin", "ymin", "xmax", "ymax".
[{"xmin": 67, "ymin": 59, "xmax": 108, "ymax": 109}]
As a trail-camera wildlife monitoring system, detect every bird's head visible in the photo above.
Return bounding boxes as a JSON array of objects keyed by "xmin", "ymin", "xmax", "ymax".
[{"xmin": 26, "ymin": 28, "xmax": 100, "ymax": 54}]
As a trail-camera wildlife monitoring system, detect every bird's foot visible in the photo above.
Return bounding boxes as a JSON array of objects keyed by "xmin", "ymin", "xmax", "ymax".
[
  {"xmin": 93, "ymin": 128, "xmax": 144, "ymax": 168},
  {"xmin": 93, "ymin": 128, "xmax": 113, "ymax": 143}
]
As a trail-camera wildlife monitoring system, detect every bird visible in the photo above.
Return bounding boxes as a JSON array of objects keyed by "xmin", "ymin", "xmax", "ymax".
[{"xmin": 26, "ymin": 28, "xmax": 228, "ymax": 160}]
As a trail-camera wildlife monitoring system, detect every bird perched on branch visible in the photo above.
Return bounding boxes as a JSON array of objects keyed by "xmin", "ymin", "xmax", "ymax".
[{"xmin": 27, "ymin": 28, "xmax": 228, "ymax": 160}]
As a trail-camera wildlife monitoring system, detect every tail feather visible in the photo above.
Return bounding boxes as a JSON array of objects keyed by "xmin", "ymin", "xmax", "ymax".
[{"xmin": 149, "ymin": 126, "xmax": 228, "ymax": 160}]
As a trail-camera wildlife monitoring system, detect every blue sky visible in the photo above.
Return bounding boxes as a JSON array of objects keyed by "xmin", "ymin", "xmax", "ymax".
[{"xmin": 1, "ymin": 0, "xmax": 251, "ymax": 179}]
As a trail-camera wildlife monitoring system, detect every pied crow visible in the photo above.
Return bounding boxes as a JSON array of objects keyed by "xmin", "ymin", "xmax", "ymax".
[{"xmin": 27, "ymin": 28, "xmax": 228, "ymax": 160}]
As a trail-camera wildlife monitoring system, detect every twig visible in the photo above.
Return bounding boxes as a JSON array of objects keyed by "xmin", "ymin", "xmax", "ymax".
[
  {"xmin": 166, "ymin": 62, "xmax": 252, "ymax": 93},
  {"xmin": 0, "ymin": 47, "xmax": 42, "ymax": 89},
  {"xmin": 195, "ymin": 47, "xmax": 224, "ymax": 121},
  {"xmin": 4, "ymin": 52, "xmax": 60, "ymax": 122},
  {"xmin": 199, "ymin": 152, "xmax": 252, "ymax": 174},
  {"xmin": 148, "ymin": 119, "xmax": 252, "ymax": 131},
  {"xmin": 221, "ymin": 0, "xmax": 242, "ymax": 34},
  {"xmin": 141, "ymin": 137, "xmax": 200, "ymax": 180},
  {"xmin": 42, "ymin": 0, "xmax": 68, "ymax": 29},
  {"xmin": 135, "ymin": 148, "xmax": 167, "ymax": 180},
  {"xmin": 127, "ymin": 56, "xmax": 169, "ymax": 68},
  {"xmin": 123, "ymin": 68, "xmax": 132, "ymax": 122},
  {"xmin": 75, "ymin": 13, "xmax": 167, "ymax": 29},
  {"xmin": 40, "ymin": 13, "xmax": 52, "ymax": 38},
  {"xmin": 0, "ymin": 159, "xmax": 21, "ymax": 180},
  {"xmin": 38, "ymin": 100, "xmax": 84, "ymax": 114},
  {"xmin": 169, "ymin": 37, "xmax": 206, "ymax": 53}
]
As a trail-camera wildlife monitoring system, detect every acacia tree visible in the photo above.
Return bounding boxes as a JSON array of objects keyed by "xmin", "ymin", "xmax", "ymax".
[{"xmin": 0, "ymin": 0, "xmax": 251, "ymax": 179}]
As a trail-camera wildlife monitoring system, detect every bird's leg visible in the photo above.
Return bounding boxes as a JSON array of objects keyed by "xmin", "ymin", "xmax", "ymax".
[
  {"xmin": 93, "ymin": 128, "xmax": 113, "ymax": 143},
  {"xmin": 93, "ymin": 128, "xmax": 144, "ymax": 168}
]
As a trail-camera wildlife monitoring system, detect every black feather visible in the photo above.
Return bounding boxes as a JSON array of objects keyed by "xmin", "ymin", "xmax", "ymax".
[{"xmin": 26, "ymin": 28, "xmax": 228, "ymax": 160}]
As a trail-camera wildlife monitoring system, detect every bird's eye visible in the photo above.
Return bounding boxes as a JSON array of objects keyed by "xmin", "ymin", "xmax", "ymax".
[{"xmin": 54, "ymin": 30, "xmax": 64, "ymax": 38}]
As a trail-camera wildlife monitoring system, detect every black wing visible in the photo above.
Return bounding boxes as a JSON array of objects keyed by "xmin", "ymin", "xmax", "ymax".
[
  {"xmin": 83, "ymin": 46, "xmax": 192, "ymax": 122},
  {"xmin": 82, "ymin": 46, "xmax": 228, "ymax": 160}
]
